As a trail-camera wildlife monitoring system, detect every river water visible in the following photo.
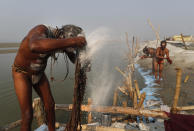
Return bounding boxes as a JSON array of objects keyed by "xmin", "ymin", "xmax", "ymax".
[{"xmin": 0, "ymin": 52, "xmax": 76, "ymax": 128}]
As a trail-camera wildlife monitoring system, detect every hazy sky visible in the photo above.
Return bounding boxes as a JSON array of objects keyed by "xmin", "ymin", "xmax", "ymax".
[{"xmin": 0, "ymin": 0, "xmax": 194, "ymax": 42}]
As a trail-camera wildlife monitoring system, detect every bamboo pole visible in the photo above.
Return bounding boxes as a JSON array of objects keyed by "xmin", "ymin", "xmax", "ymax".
[
  {"xmin": 113, "ymin": 88, "xmax": 118, "ymax": 106},
  {"xmin": 81, "ymin": 125, "xmax": 137, "ymax": 131},
  {"xmin": 118, "ymin": 86, "xmax": 128, "ymax": 96},
  {"xmin": 33, "ymin": 98, "xmax": 47, "ymax": 126},
  {"xmin": 180, "ymin": 34, "xmax": 188, "ymax": 50},
  {"xmin": 125, "ymin": 32, "xmax": 130, "ymax": 52},
  {"xmin": 147, "ymin": 19, "xmax": 160, "ymax": 47},
  {"xmin": 126, "ymin": 73, "xmax": 133, "ymax": 98},
  {"xmin": 125, "ymin": 32, "xmax": 132, "ymax": 62},
  {"xmin": 134, "ymin": 80, "xmax": 141, "ymax": 99},
  {"xmin": 184, "ymin": 75, "xmax": 190, "ymax": 83},
  {"xmin": 137, "ymin": 92, "xmax": 144, "ymax": 123},
  {"xmin": 55, "ymin": 104, "xmax": 168, "ymax": 119},
  {"xmin": 172, "ymin": 68, "xmax": 182, "ymax": 113},
  {"xmin": 1, "ymin": 120, "xmax": 22, "ymax": 131},
  {"xmin": 132, "ymin": 36, "xmax": 135, "ymax": 58},
  {"xmin": 87, "ymin": 98, "xmax": 92, "ymax": 124},
  {"xmin": 5, "ymin": 104, "xmax": 194, "ymax": 130},
  {"xmin": 134, "ymin": 37, "xmax": 138, "ymax": 57},
  {"xmin": 122, "ymin": 101, "xmax": 127, "ymax": 107},
  {"xmin": 116, "ymin": 66, "xmax": 133, "ymax": 98},
  {"xmin": 137, "ymin": 92, "xmax": 146, "ymax": 109},
  {"xmin": 115, "ymin": 67, "xmax": 128, "ymax": 79},
  {"xmin": 55, "ymin": 104, "xmax": 194, "ymax": 112},
  {"xmin": 131, "ymin": 64, "xmax": 135, "ymax": 72},
  {"xmin": 153, "ymin": 105, "xmax": 194, "ymax": 112},
  {"xmin": 121, "ymin": 101, "xmax": 128, "ymax": 123},
  {"xmin": 133, "ymin": 90, "xmax": 138, "ymax": 109},
  {"xmin": 176, "ymin": 106, "xmax": 194, "ymax": 111}
]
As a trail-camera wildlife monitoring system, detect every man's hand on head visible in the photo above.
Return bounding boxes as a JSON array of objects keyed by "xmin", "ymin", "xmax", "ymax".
[{"xmin": 76, "ymin": 36, "xmax": 87, "ymax": 47}]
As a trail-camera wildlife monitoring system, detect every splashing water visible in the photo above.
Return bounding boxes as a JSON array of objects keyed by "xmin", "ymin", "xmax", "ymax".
[
  {"xmin": 81, "ymin": 27, "xmax": 122, "ymax": 106},
  {"xmin": 80, "ymin": 27, "xmax": 111, "ymax": 63},
  {"xmin": 88, "ymin": 64, "xmax": 115, "ymax": 105}
]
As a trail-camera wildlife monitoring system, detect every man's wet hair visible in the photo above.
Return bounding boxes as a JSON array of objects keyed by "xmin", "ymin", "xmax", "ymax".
[
  {"xmin": 57, "ymin": 25, "xmax": 83, "ymax": 38},
  {"xmin": 143, "ymin": 46, "xmax": 149, "ymax": 56},
  {"xmin": 160, "ymin": 40, "xmax": 167, "ymax": 46},
  {"xmin": 50, "ymin": 25, "xmax": 83, "ymax": 81}
]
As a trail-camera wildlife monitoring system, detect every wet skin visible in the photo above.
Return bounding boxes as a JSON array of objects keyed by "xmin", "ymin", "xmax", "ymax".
[
  {"xmin": 141, "ymin": 47, "xmax": 157, "ymax": 75},
  {"xmin": 155, "ymin": 43, "xmax": 171, "ymax": 80},
  {"xmin": 12, "ymin": 25, "xmax": 86, "ymax": 131}
]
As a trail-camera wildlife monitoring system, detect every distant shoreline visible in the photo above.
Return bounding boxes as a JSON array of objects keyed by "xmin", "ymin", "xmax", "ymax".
[
  {"xmin": 0, "ymin": 43, "xmax": 20, "ymax": 48},
  {"xmin": 0, "ymin": 49, "xmax": 18, "ymax": 54},
  {"xmin": 0, "ymin": 43, "xmax": 19, "ymax": 54}
]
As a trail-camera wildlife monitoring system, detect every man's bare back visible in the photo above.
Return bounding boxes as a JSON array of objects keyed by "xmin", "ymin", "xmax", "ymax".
[{"xmin": 141, "ymin": 46, "xmax": 157, "ymax": 74}]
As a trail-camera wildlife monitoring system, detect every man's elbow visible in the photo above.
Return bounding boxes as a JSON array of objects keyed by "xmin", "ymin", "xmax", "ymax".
[
  {"xmin": 29, "ymin": 41, "xmax": 46, "ymax": 53},
  {"xmin": 29, "ymin": 42, "xmax": 38, "ymax": 52}
]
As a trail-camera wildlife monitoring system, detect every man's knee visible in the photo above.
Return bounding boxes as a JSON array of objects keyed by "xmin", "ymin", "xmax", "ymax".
[
  {"xmin": 22, "ymin": 109, "xmax": 33, "ymax": 122},
  {"xmin": 159, "ymin": 69, "xmax": 163, "ymax": 73},
  {"xmin": 44, "ymin": 99, "xmax": 55, "ymax": 111}
]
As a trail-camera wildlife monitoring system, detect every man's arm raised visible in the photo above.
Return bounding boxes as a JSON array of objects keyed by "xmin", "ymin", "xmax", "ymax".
[{"xmin": 28, "ymin": 25, "xmax": 86, "ymax": 53}]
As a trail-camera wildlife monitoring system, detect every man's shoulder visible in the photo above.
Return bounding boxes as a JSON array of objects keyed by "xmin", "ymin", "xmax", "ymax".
[
  {"xmin": 31, "ymin": 24, "xmax": 48, "ymax": 32},
  {"xmin": 165, "ymin": 48, "xmax": 169, "ymax": 52},
  {"xmin": 156, "ymin": 47, "xmax": 161, "ymax": 51},
  {"xmin": 27, "ymin": 24, "xmax": 48, "ymax": 37}
]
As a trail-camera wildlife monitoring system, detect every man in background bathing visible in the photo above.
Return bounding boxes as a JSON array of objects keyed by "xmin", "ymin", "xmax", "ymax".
[
  {"xmin": 12, "ymin": 24, "xmax": 86, "ymax": 131},
  {"xmin": 155, "ymin": 40, "xmax": 172, "ymax": 81},
  {"xmin": 141, "ymin": 40, "xmax": 172, "ymax": 81},
  {"xmin": 140, "ymin": 46, "xmax": 157, "ymax": 75}
]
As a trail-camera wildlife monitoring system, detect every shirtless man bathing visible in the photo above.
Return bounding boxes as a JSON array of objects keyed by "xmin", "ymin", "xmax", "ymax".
[
  {"xmin": 12, "ymin": 24, "xmax": 86, "ymax": 131},
  {"xmin": 141, "ymin": 46, "xmax": 156, "ymax": 74},
  {"xmin": 141, "ymin": 40, "xmax": 172, "ymax": 81}
]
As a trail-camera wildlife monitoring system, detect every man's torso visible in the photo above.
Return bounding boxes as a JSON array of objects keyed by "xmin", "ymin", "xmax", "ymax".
[
  {"xmin": 14, "ymin": 25, "xmax": 53, "ymax": 74},
  {"xmin": 156, "ymin": 47, "xmax": 168, "ymax": 64},
  {"xmin": 13, "ymin": 25, "xmax": 54, "ymax": 84}
]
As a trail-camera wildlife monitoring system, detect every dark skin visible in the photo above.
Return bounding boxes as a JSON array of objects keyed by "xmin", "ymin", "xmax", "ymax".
[
  {"xmin": 155, "ymin": 42, "xmax": 172, "ymax": 80},
  {"xmin": 12, "ymin": 25, "xmax": 86, "ymax": 131},
  {"xmin": 140, "ymin": 47, "xmax": 157, "ymax": 74}
]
